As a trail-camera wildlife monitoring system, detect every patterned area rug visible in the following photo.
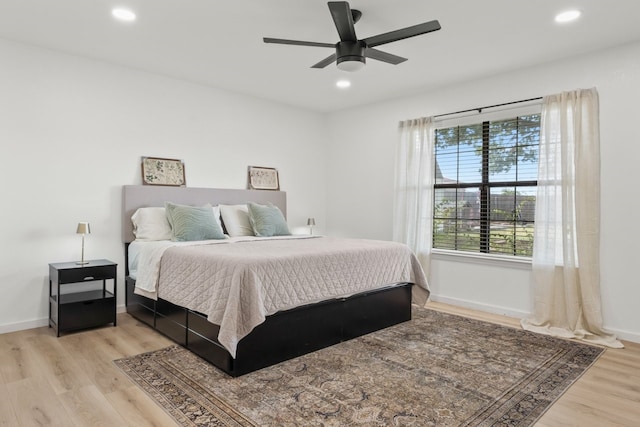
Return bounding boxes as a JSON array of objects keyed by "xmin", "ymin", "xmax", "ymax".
[{"xmin": 114, "ymin": 307, "xmax": 604, "ymax": 426}]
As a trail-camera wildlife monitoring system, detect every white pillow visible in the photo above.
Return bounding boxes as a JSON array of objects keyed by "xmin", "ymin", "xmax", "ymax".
[
  {"xmin": 219, "ymin": 204, "xmax": 254, "ymax": 237},
  {"xmin": 211, "ymin": 205, "xmax": 223, "ymax": 230},
  {"xmin": 131, "ymin": 207, "xmax": 172, "ymax": 241}
]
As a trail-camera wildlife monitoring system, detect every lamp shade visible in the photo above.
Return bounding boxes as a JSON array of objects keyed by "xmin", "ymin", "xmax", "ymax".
[
  {"xmin": 76, "ymin": 222, "xmax": 91, "ymax": 235},
  {"xmin": 307, "ymin": 218, "xmax": 316, "ymax": 226}
]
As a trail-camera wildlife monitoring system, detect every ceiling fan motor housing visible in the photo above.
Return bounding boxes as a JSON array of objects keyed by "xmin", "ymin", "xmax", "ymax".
[{"xmin": 336, "ymin": 41, "xmax": 366, "ymax": 70}]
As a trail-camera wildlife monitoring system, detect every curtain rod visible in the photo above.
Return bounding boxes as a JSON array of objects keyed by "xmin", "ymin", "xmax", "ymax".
[{"xmin": 433, "ymin": 96, "xmax": 543, "ymax": 119}]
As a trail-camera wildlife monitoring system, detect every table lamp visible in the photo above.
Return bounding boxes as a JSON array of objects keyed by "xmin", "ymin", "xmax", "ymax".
[
  {"xmin": 76, "ymin": 222, "xmax": 90, "ymax": 265},
  {"xmin": 307, "ymin": 218, "xmax": 316, "ymax": 235}
]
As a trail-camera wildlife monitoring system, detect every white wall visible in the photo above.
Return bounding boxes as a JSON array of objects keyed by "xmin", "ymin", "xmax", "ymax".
[
  {"xmin": 326, "ymin": 41, "xmax": 640, "ymax": 343},
  {"xmin": 0, "ymin": 39, "xmax": 328, "ymax": 332}
]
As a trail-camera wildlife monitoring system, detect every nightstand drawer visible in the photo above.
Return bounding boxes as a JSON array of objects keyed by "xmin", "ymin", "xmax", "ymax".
[
  {"xmin": 59, "ymin": 297, "xmax": 115, "ymax": 331},
  {"xmin": 58, "ymin": 265, "xmax": 116, "ymax": 284}
]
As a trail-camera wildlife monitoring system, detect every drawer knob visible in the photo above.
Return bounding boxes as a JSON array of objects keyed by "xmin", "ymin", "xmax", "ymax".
[{"xmin": 83, "ymin": 276, "xmax": 95, "ymax": 281}]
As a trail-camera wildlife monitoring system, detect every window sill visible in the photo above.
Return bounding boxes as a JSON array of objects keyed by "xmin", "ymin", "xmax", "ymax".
[{"xmin": 431, "ymin": 249, "xmax": 532, "ymax": 270}]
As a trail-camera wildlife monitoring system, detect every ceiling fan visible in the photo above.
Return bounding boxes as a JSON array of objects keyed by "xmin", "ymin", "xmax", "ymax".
[{"xmin": 263, "ymin": 1, "xmax": 441, "ymax": 72}]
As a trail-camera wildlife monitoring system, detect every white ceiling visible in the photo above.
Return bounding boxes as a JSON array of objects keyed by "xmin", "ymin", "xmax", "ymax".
[{"xmin": 1, "ymin": 0, "xmax": 640, "ymax": 113}]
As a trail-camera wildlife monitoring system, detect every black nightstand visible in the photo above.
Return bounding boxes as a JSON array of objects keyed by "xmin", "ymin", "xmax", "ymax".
[{"xmin": 49, "ymin": 259, "xmax": 117, "ymax": 336}]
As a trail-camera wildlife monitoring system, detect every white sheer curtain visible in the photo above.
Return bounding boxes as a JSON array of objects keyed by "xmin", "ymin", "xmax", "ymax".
[
  {"xmin": 521, "ymin": 88, "xmax": 622, "ymax": 348},
  {"xmin": 393, "ymin": 117, "xmax": 435, "ymax": 281}
]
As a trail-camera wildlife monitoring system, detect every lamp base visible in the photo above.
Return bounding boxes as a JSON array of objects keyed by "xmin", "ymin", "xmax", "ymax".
[{"xmin": 76, "ymin": 261, "xmax": 89, "ymax": 265}]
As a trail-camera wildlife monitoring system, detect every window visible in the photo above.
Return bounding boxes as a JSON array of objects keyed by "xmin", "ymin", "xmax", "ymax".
[{"xmin": 432, "ymin": 114, "xmax": 540, "ymax": 257}]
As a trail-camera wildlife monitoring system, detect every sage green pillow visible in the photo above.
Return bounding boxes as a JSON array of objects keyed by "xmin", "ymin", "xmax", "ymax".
[
  {"xmin": 247, "ymin": 202, "xmax": 290, "ymax": 237},
  {"xmin": 165, "ymin": 202, "xmax": 226, "ymax": 241}
]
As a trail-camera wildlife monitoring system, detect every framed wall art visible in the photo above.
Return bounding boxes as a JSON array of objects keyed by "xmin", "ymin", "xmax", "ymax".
[
  {"xmin": 247, "ymin": 166, "xmax": 280, "ymax": 190},
  {"xmin": 141, "ymin": 156, "xmax": 186, "ymax": 187}
]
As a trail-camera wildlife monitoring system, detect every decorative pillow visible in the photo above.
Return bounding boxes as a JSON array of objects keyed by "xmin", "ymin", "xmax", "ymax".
[
  {"xmin": 219, "ymin": 204, "xmax": 254, "ymax": 237},
  {"xmin": 247, "ymin": 202, "xmax": 291, "ymax": 237},
  {"xmin": 131, "ymin": 207, "xmax": 173, "ymax": 241},
  {"xmin": 165, "ymin": 202, "xmax": 226, "ymax": 241}
]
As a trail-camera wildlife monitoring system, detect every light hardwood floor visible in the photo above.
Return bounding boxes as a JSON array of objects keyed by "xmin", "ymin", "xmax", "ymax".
[{"xmin": 1, "ymin": 304, "xmax": 638, "ymax": 426}]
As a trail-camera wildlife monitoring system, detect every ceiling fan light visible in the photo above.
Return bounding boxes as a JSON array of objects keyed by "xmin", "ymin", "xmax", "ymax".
[{"xmin": 337, "ymin": 57, "xmax": 365, "ymax": 72}]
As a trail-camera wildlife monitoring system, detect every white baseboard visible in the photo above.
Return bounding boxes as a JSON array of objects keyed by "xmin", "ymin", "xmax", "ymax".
[
  {"xmin": 0, "ymin": 304, "xmax": 128, "ymax": 335},
  {"xmin": 605, "ymin": 327, "xmax": 640, "ymax": 344},
  {"xmin": 429, "ymin": 294, "xmax": 640, "ymax": 344},
  {"xmin": 0, "ymin": 318, "xmax": 49, "ymax": 334},
  {"xmin": 429, "ymin": 294, "xmax": 530, "ymax": 320}
]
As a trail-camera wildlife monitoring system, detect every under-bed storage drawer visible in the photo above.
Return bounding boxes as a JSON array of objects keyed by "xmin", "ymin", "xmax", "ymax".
[
  {"xmin": 125, "ymin": 277, "xmax": 155, "ymax": 327},
  {"xmin": 157, "ymin": 299, "xmax": 187, "ymax": 325},
  {"xmin": 187, "ymin": 331, "xmax": 232, "ymax": 372},
  {"xmin": 156, "ymin": 299, "xmax": 187, "ymax": 345},
  {"xmin": 240, "ymin": 299, "xmax": 344, "ymax": 356},
  {"xmin": 127, "ymin": 303, "xmax": 155, "ymax": 327},
  {"xmin": 186, "ymin": 311, "xmax": 231, "ymax": 372},
  {"xmin": 156, "ymin": 313, "xmax": 186, "ymax": 345},
  {"xmin": 188, "ymin": 311, "xmax": 221, "ymax": 341},
  {"xmin": 342, "ymin": 284, "xmax": 412, "ymax": 339}
]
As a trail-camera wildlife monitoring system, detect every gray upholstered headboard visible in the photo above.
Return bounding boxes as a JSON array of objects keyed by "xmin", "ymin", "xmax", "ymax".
[{"xmin": 122, "ymin": 185, "xmax": 287, "ymax": 242}]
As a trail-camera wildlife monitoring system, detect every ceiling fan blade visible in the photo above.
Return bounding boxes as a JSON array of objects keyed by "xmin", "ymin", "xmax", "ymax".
[
  {"xmin": 328, "ymin": 1, "xmax": 357, "ymax": 42},
  {"xmin": 363, "ymin": 20, "xmax": 441, "ymax": 48},
  {"xmin": 311, "ymin": 53, "xmax": 337, "ymax": 69},
  {"xmin": 365, "ymin": 48, "xmax": 407, "ymax": 65},
  {"xmin": 263, "ymin": 37, "xmax": 334, "ymax": 48}
]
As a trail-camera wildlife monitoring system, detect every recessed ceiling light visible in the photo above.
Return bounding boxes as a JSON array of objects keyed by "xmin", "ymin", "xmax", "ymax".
[
  {"xmin": 555, "ymin": 10, "xmax": 581, "ymax": 23},
  {"xmin": 336, "ymin": 80, "xmax": 351, "ymax": 89},
  {"xmin": 112, "ymin": 8, "xmax": 137, "ymax": 22}
]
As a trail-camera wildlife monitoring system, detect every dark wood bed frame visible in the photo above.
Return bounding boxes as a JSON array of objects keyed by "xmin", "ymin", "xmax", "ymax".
[{"xmin": 122, "ymin": 185, "xmax": 413, "ymax": 377}]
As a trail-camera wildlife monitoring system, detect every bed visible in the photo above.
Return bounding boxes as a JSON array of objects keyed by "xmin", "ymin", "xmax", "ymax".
[{"xmin": 122, "ymin": 185, "xmax": 429, "ymax": 376}]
